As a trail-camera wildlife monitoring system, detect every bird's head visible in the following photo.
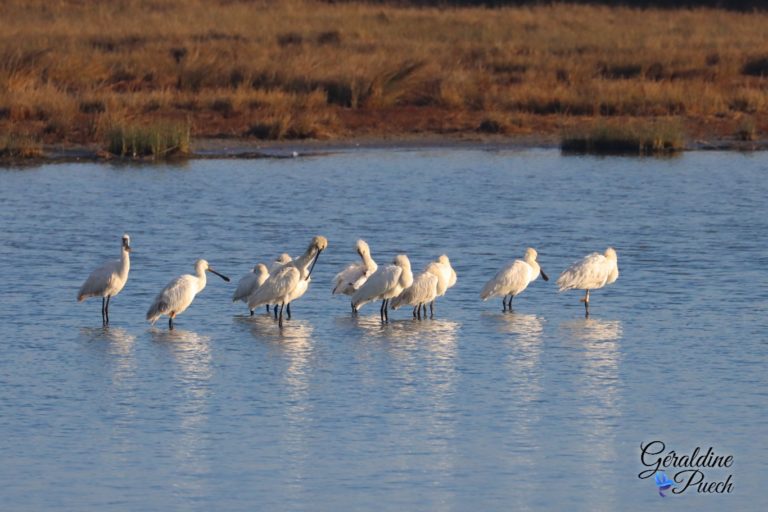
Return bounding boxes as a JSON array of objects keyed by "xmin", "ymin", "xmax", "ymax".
[
  {"xmin": 605, "ymin": 247, "xmax": 618, "ymax": 260},
  {"xmin": 122, "ymin": 234, "xmax": 131, "ymax": 252},
  {"xmin": 356, "ymin": 239, "xmax": 370, "ymax": 258},
  {"xmin": 393, "ymin": 254, "xmax": 411, "ymax": 270}
]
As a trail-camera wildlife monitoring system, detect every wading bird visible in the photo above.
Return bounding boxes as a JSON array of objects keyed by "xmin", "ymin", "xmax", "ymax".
[
  {"xmin": 390, "ymin": 271, "xmax": 438, "ymax": 320},
  {"xmin": 247, "ymin": 236, "xmax": 328, "ymax": 327},
  {"xmin": 480, "ymin": 247, "xmax": 549, "ymax": 311},
  {"xmin": 556, "ymin": 247, "xmax": 619, "ymax": 316},
  {"xmin": 232, "ymin": 263, "xmax": 269, "ymax": 315},
  {"xmin": 332, "ymin": 239, "xmax": 378, "ymax": 311},
  {"xmin": 352, "ymin": 254, "xmax": 413, "ymax": 322},
  {"xmin": 423, "ymin": 254, "xmax": 457, "ymax": 317},
  {"xmin": 147, "ymin": 259, "xmax": 230, "ymax": 329},
  {"xmin": 77, "ymin": 234, "xmax": 131, "ymax": 325},
  {"xmin": 266, "ymin": 253, "xmax": 293, "ymax": 314}
]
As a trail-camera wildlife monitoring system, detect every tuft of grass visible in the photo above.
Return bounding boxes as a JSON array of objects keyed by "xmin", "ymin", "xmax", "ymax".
[
  {"xmin": 0, "ymin": 133, "xmax": 43, "ymax": 159},
  {"xmin": 105, "ymin": 122, "xmax": 190, "ymax": 159},
  {"xmin": 561, "ymin": 119, "xmax": 685, "ymax": 155},
  {"xmin": 735, "ymin": 116, "xmax": 757, "ymax": 141}
]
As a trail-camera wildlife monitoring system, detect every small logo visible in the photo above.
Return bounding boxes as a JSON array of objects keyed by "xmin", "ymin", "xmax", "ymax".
[
  {"xmin": 639, "ymin": 440, "xmax": 734, "ymax": 497},
  {"xmin": 655, "ymin": 471, "xmax": 675, "ymax": 497}
]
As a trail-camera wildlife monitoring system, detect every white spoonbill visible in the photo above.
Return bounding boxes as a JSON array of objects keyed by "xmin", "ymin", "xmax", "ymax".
[
  {"xmin": 351, "ymin": 254, "xmax": 413, "ymax": 322},
  {"xmin": 147, "ymin": 259, "xmax": 230, "ymax": 329},
  {"xmin": 332, "ymin": 240, "xmax": 378, "ymax": 310},
  {"xmin": 264, "ymin": 253, "xmax": 293, "ymax": 314},
  {"xmin": 556, "ymin": 247, "xmax": 619, "ymax": 316},
  {"xmin": 423, "ymin": 254, "xmax": 457, "ymax": 317},
  {"xmin": 77, "ymin": 234, "xmax": 131, "ymax": 325},
  {"xmin": 480, "ymin": 247, "xmax": 549, "ymax": 311},
  {"xmin": 391, "ymin": 271, "xmax": 438, "ymax": 320},
  {"xmin": 232, "ymin": 263, "xmax": 269, "ymax": 315},
  {"xmin": 247, "ymin": 236, "xmax": 328, "ymax": 327}
]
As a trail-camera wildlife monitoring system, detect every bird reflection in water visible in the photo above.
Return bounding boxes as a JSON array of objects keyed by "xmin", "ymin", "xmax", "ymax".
[
  {"xmin": 238, "ymin": 313, "xmax": 316, "ymax": 492},
  {"xmin": 560, "ymin": 316, "xmax": 623, "ymax": 504},
  {"xmin": 80, "ymin": 326, "xmax": 137, "ymax": 385},
  {"xmin": 149, "ymin": 327, "xmax": 213, "ymax": 498}
]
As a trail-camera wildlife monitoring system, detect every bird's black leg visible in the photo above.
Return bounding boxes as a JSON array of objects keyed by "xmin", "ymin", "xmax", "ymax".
[
  {"xmin": 351, "ymin": 302, "xmax": 356, "ymax": 315},
  {"xmin": 278, "ymin": 303, "xmax": 284, "ymax": 328},
  {"xmin": 502, "ymin": 296, "xmax": 507, "ymax": 312},
  {"xmin": 169, "ymin": 316, "xmax": 174, "ymax": 330},
  {"xmin": 384, "ymin": 299, "xmax": 389, "ymax": 322},
  {"xmin": 584, "ymin": 290, "xmax": 590, "ymax": 317},
  {"xmin": 508, "ymin": 295, "xmax": 513, "ymax": 312},
  {"xmin": 101, "ymin": 297, "xmax": 106, "ymax": 325},
  {"xmin": 286, "ymin": 302, "xmax": 291, "ymax": 320},
  {"xmin": 380, "ymin": 299, "xmax": 386, "ymax": 322},
  {"xmin": 105, "ymin": 295, "xmax": 111, "ymax": 325},
  {"xmin": 413, "ymin": 306, "xmax": 418, "ymax": 318},
  {"xmin": 416, "ymin": 304, "xmax": 421, "ymax": 320},
  {"xmin": 273, "ymin": 304, "xmax": 278, "ymax": 319},
  {"xmin": 265, "ymin": 304, "xmax": 269, "ymax": 313},
  {"xmin": 250, "ymin": 309, "xmax": 254, "ymax": 317},
  {"xmin": 429, "ymin": 301, "xmax": 434, "ymax": 318}
]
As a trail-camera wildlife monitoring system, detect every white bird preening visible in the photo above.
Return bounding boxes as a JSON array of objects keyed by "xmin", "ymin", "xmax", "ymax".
[
  {"xmin": 332, "ymin": 239, "xmax": 378, "ymax": 311},
  {"xmin": 232, "ymin": 263, "xmax": 269, "ymax": 316},
  {"xmin": 556, "ymin": 247, "xmax": 619, "ymax": 316},
  {"xmin": 247, "ymin": 236, "xmax": 328, "ymax": 327},
  {"xmin": 265, "ymin": 253, "xmax": 293, "ymax": 314},
  {"xmin": 77, "ymin": 234, "xmax": 131, "ymax": 325},
  {"xmin": 480, "ymin": 247, "xmax": 549, "ymax": 311},
  {"xmin": 390, "ymin": 271, "xmax": 438, "ymax": 320},
  {"xmin": 147, "ymin": 259, "xmax": 230, "ymax": 330},
  {"xmin": 423, "ymin": 254, "xmax": 457, "ymax": 317},
  {"xmin": 351, "ymin": 254, "xmax": 413, "ymax": 322}
]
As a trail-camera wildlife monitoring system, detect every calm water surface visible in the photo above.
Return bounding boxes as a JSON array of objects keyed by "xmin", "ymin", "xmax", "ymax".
[{"xmin": 0, "ymin": 149, "xmax": 766, "ymax": 510}]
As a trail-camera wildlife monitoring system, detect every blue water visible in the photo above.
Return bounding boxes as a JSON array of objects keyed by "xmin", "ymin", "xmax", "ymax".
[{"xmin": 0, "ymin": 149, "xmax": 766, "ymax": 510}]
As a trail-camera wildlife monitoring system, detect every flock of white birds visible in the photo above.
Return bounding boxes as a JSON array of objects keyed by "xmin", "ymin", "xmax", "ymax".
[{"xmin": 77, "ymin": 234, "xmax": 620, "ymax": 329}]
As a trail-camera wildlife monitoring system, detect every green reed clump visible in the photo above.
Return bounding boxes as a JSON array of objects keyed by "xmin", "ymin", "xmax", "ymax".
[
  {"xmin": 561, "ymin": 119, "xmax": 685, "ymax": 155},
  {"xmin": 0, "ymin": 133, "xmax": 43, "ymax": 159},
  {"xmin": 106, "ymin": 122, "xmax": 190, "ymax": 159}
]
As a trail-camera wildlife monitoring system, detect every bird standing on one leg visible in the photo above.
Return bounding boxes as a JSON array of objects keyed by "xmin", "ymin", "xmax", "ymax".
[
  {"xmin": 556, "ymin": 247, "xmax": 619, "ymax": 317},
  {"xmin": 147, "ymin": 259, "xmax": 230, "ymax": 330}
]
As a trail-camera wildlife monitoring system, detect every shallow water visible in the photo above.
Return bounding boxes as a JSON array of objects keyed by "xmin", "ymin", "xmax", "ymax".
[{"xmin": 0, "ymin": 149, "xmax": 766, "ymax": 510}]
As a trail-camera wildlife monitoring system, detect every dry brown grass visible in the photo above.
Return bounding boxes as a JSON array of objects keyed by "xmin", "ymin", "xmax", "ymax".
[{"xmin": 1, "ymin": 0, "xmax": 768, "ymax": 148}]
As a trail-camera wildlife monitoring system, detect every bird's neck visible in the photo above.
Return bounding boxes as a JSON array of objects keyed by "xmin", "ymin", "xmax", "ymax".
[
  {"xmin": 293, "ymin": 247, "xmax": 317, "ymax": 275},
  {"xmin": 361, "ymin": 252, "xmax": 376, "ymax": 271},
  {"xmin": 119, "ymin": 249, "xmax": 130, "ymax": 277},
  {"xmin": 196, "ymin": 269, "xmax": 207, "ymax": 292}
]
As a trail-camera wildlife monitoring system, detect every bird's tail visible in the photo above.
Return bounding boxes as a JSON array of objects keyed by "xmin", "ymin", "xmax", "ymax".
[
  {"xmin": 479, "ymin": 281, "xmax": 496, "ymax": 301},
  {"xmin": 146, "ymin": 300, "xmax": 167, "ymax": 325}
]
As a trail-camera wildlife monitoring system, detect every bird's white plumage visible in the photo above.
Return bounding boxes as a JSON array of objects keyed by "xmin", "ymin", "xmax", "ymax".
[
  {"xmin": 391, "ymin": 271, "xmax": 438, "ymax": 310},
  {"xmin": 351, "ymin": 254, "xmax": 413, "ymax": 311},
  {"xmin": 481, "ymin": 260, "xmax": 535, "ymax": 299},
  {"xmin": 146, "ymin": 259, "xmax": 224, "ymax": 325},
  {"xmin": 424, "ymin": 254, "xmax": 457, "ymax": 298},
  {"xmin": 270, "ymin": 253, "xmax": 292, "ymax": 273},
  {"xmin": 77, "ymin": 234, "xmax": 130, "ymax": 301},
  {"xmin": 332, "ymin": 240, "xmax": 378, "ymax": 295},
  {"xmin": 556, "ymin": 248, "xmax": 619, "ymax": 291},
  {"xmin": 247, "ymin": 265, "xmax": 301, "ymax": 309},
  {"xmin": 232, "ymin": 263, "xmax": 269, "ymax": 303},
  {"xmin": 246, "ymin": 236, "xmax": 327, "ymax": 313}
]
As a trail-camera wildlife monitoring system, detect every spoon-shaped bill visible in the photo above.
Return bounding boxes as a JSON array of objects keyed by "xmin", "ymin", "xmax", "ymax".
[
  {"xmin": 540, "ymin": 268, "xmax": 549, "ymax": 281},
  {"xmin": 208, "ymin": 268, "xmax": 230, "ymax": 282}
]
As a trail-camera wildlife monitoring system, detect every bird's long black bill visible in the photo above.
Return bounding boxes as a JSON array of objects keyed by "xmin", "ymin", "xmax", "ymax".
[
  {"xmin": 306, "ymin": 250, "xmax": 322, "ymax": 279},
  {"xmin": 540, "ymin": 269, "xmax": 549, "ymax": 281},
  {"xmin": 208, "ymin": 268, "xmax": 231, "ymax": 282}
]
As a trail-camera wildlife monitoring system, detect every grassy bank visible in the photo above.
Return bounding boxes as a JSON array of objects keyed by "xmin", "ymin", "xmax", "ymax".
[{"xmin": 1, "ymin": 0, "xmax": 767, "ymax": 152}]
